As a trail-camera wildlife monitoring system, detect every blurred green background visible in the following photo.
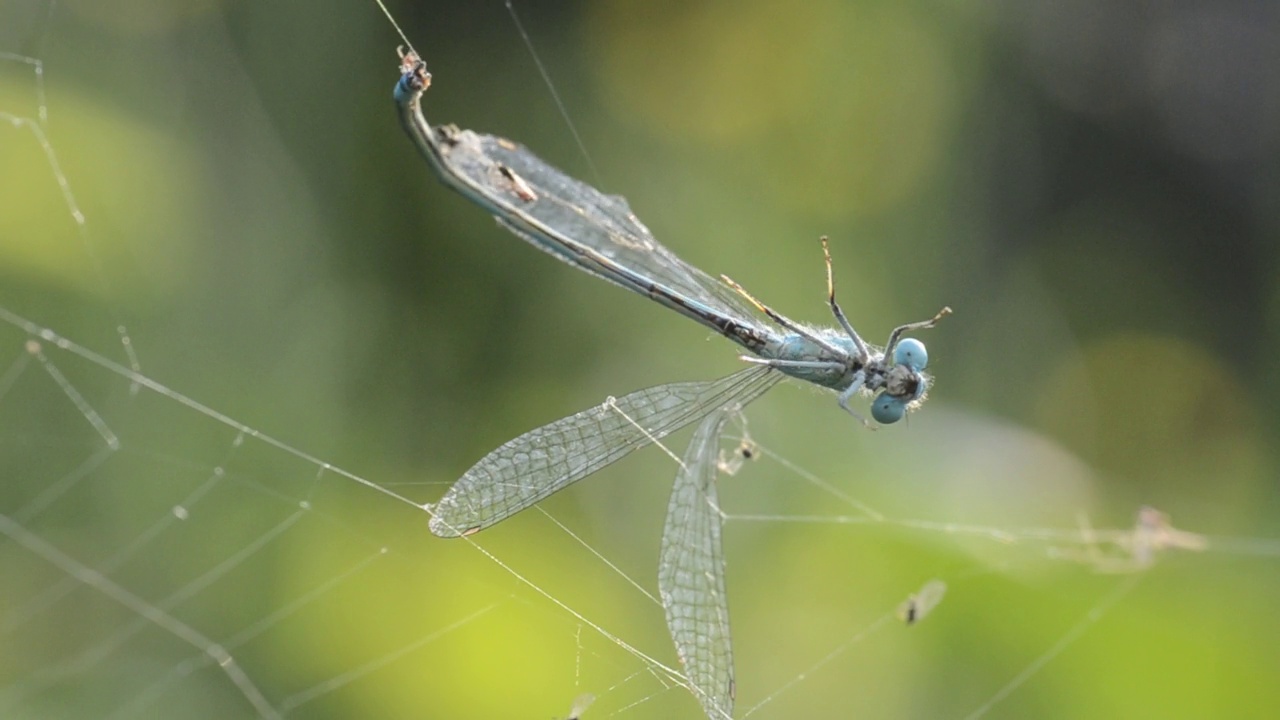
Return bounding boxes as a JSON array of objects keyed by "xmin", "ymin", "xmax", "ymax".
[{"xmin": 2, "ymin": 0, "xmax": 1278, "ymax": 718}]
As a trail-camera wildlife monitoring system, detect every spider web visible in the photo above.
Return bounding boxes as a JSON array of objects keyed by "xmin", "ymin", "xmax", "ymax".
[{"xmin": 3, "ymin": 2, "xmax": 1280, "ymax": 719}]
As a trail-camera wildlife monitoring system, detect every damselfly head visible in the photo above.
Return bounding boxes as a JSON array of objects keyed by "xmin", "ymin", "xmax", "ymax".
[{"xmin": 872, "ymin": 367, "xmax": 930, "ymax": 424}]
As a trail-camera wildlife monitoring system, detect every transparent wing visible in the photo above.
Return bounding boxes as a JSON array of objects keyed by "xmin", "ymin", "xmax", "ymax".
[
  {"xmin": 480, "ymin": 131, "xmax": 768, "ymax": 323},
  {"xmin": 660, "ymin": 408, "xmax": 736, "ymax": 720},
  {"xmin": 428, "ymin": 367, "xmax": 779, "ymax": 537},
  {"xmin": 449, "ymin": 125, "xmax": 769, "ymax": 329},
  {"xmin": 396, "ymin": 73, "xmax": 775, "ymax": 351}
]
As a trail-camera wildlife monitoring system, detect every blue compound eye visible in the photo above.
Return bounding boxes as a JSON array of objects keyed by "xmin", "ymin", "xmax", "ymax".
[
  {"xmin": 871, "ymin": 393, "xmax": 907, "ymax": 424},
  {"xmin": 893, "ymin": 338, "xmax": 928, "ymax": 371}
]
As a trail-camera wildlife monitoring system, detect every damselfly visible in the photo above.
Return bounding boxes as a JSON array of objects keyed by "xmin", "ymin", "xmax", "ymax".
[{"xmin": 393, "ymin": 50, "xmax": 949, "ymax": 538}]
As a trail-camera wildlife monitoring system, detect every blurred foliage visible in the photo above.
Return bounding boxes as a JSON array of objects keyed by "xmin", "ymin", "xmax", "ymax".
[{"xmin": 1, "ymin": 0, "xmax": 1278, "ymax": 718}]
